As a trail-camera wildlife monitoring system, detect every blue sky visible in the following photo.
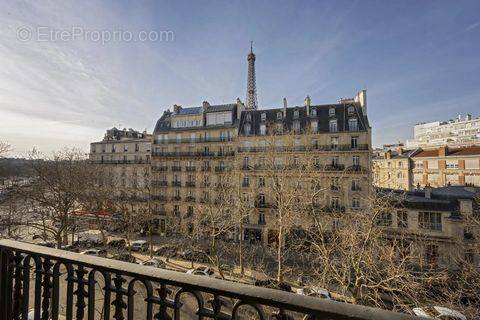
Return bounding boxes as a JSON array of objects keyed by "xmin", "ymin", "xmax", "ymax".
[{"xmin": 0, "ymin": 0, "xmax": 479, "ymax": 156}]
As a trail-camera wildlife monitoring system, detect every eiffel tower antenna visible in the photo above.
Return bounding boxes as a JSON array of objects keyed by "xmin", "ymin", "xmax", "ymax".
[{"xmin": 246, "ymin": 42, "xmax": 258, "ymax": 110}]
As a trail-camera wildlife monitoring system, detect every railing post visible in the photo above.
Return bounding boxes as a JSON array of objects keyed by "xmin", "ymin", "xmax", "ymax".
[{"xmin": 0, "ymin": 248, "xmax": 13, "ymax": 320}]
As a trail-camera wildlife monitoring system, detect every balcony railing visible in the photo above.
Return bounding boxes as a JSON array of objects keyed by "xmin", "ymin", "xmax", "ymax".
[
  {"xmin": 152, "ymin": 166, "xmax": 169, "ymax": 172},
  {"xmin": 172, "ymin": 181, "xmax": 182, "ymax": 187},
  {"xmin": 0, "ymin": 239, "xmax": 417, "ymax": 320},
  {"xmin": 171, "ymin": 166, "xmax": 182, "ymax": 172},
  {"xmin": 237, "ymin": 144, "xmax": 369, "ymax": 153},
  {"xmin": 154, "ymin": 136, "xmax": 234, "ymax": 144},
  {"xmin": 185, "ymin": 166, "xmax": 196, "ymax": 172},
  {"xmin": 186, "ymin": 181, "xmax": 196, "ymax": 187}
]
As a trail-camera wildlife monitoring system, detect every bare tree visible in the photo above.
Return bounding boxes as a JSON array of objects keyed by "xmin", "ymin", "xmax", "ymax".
[
  {"xmin": 19, "ymin": 148, "xmax": 93, "ymax": 247},
  {"xmin": 0, "ymin": 141, "xmax": 10, "ymax": 156}
]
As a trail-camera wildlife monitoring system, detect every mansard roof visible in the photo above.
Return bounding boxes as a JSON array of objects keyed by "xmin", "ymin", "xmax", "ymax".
[{"xmin": 238, "ymin": 102, "xmax": 369, "ymax": 136}]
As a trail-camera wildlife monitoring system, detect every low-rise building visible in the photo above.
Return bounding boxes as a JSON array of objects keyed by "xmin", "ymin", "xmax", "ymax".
[{"xmin": 380, "ymin": 186, "xmax": 480, "ymax": 269}]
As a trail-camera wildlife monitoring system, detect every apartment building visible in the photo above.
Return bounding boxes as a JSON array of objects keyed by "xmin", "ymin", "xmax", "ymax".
[
  {"xmin": 406, "ymin": 114, "xmax": 480, "ymax": 149},
  {"xmin": 89, "ymin": 128, "xmax": 155, "ymax": 226},
  {"xmin": 372, "ymin": 148, "xmax": 419, "ymax": 191},
  {"xmin": 373, "ymin": 145, "xmax": 480, "ymax": 190},
  {"xmin": 150, "ymin": 91, "xmax": 371, "ymax": 243},
  {"xmin": 379, "ymin": 186, "xmax": 480, "ymax": 269},
  {"xmin": 412, "ymin": 146, "xmax": 480, "ymax": 188}
]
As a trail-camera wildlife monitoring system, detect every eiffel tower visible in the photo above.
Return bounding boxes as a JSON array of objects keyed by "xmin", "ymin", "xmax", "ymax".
[{"xmin": 246, "ymin": 41, "xmax": 258, "ymax": 110}]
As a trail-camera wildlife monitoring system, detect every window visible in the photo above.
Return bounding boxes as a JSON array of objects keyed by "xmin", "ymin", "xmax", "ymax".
[
  {"xmin": 259, "ymin": 177, "xmax": 265, "ymax": 187},
  {"xmin": 293, "ymin": 110, "xmax": 299, "ymax": 119},
  {"xmin": 347, "ymin": 106, "xmax": 355, "ymax": 115},
  {"xmin": 329, "ymin": 119, "xmax": 338, "ymax": 132},
  {"xmin": 419, "ymin": 212, "xmax": 442, "ymax": 231},
  {"xmin": 353, "ymin": 155, "xmax": 360, "ymax": 167},
  {"xmin": 330, "ymin": 136, "xmax": 339, "ymax": 150},
  {"xmin": 311, "ymin": 108, "xmax": 317, "ymax": 116},
  {"xmin": 397, "ymin": 211, "xmax": 408, "ymax": 228},
  {"xmin": 331, "ymin": 177, "xmax": 339, "ymax": 190},
  {"xmin": 377, "ymin": 212, "xmax": 392, "ymax": 226},
  {"xmin": 331, "ymin": 197, "xmax": 340, "ymax": 209},
  {"xmin": 276, "ymin": 122, "xmax": 283, "ymax": 133},
  {"xmin": 242, "ymin": 176, "xmax": 250, "ymax": 187},
  {"xmin": 277, "ymin": 112, "xmax": 283, "ymax": 120},
  {"xmin": 329, "ymin": 107, "xmax": 335, "ymax": 117},
  {"xmin": 351, "ymin": 179, "xmax": 360, "ymax": 191},
  {"xmin": 446, "ymin": 161, "xmax": 459, "ymax": 169},
  {"xmin": 246, "ymin": 113, "xmax": 252, "ymax": 121},
  {"xmin": 260, "ymin": 124, "xmax": 266, "ymax": 135},
  {"xmin": 352, "ymin": 198, "xmax": 360, "ymax": 208},
  {"xmin": 261, "ymin": 112, "xmax": 266, "ymax": 121},
  {"xmin": 351, "ymin": 136, "xmax": 358, "ymax": 149},
  {"xmin": 292, "ymin": 121, "xmax": 300, "ymax": 132},
  {"xmin": 332, "ymin": 156, "xmax": 339, "ymax": 166},
  {"xmin": 311, "ymin": 120, "xmax": 318, "ymax": 132},
  {"xmin": 348, "ymin": 118, "xmax": 358, "ymax": 131},
  {"xmin": 244, "ymin": 124, "xmax": 251, "ymax": 135},
  {"xmin": 243, "ymin": 157, "xmax": 249, "ymax": 168}
]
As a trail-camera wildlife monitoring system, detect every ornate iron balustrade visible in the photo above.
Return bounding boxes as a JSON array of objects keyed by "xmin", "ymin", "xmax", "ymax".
[{"xmin": 0, "ymin": 240, "xmax": 419, "ymax": 320}]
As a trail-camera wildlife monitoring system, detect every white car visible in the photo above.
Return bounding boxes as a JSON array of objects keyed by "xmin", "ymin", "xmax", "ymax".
[
  {"xmin": 186, "ymin": 266, "xmax": 215, "ymax": 276},
  {"xmin": 80, "ymin": 249, "xmax": 107, "ymax": 257},
  {"xmin": 141, "ymin": 258, "xmax": 165, "ymax": 268},
  {"xmin": 412, "ymin": 306, "xmax": 466, "ymax": 320},
  {"xmin": 296, "ymin": 287, "xmax": 332, "ymax": 299},
  {"xmin": 130, "ymin": 240, "xmax": 148, "ymax": 252}
]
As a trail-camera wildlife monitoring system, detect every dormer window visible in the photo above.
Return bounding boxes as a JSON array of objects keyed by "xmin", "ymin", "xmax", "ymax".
[
  {"xmin": 293, "ymin": 110, "xmax": 299, "ymax": 119},
  {"xmin": 261, "ymin": 113, "xmax": 266, "ymax": 121},
  {"xmin": 311, "ymin": 109, "xmax": 317, "ymax": 116},
  {"xmin": 277, "ymin": 112, "xmax": 283, "ymax": 120},
  {"xmin": 329, "ymin": 107, "xmax": 336, "ymax": 117},
  {"xmin": 349, "ymin": 118, "xmax": 358, "ymax": 131},
  {"xmin": 347, "ymin": 106, "xmax": 355, "ymax": 115},
  {"xmin": 246, "ymin": 113, "xmax": 252, "ymax": 122}
]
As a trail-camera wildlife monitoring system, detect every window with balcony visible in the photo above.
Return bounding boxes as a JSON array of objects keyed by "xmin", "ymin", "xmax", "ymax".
[
  {"xmin": 293, "ymin": 110, "xmax": 299, "ymax": 119},
  {"xmin": 277, "ymin": 111, "xmax": 283, "ymax": 120},
  {"xmin": 311, "ymin": 120, "xmax": 318, "ymax": 133},
  {"xmin": 331, "ymin": 197, "xmax": 340, "ymax": 209},
  {"xmin": 261, "ymin": 112, "xmax": 266, "ymax": 121},
  {"xmin": 419, "ymin": 212, "xmax": 442, "ymax": 231},
  {"xmin": 260, "ymin": 124, "xmax": 266, "ymax": 135},
  {"xmin": 243, "ymin": 157, "xmax": 249, "ymax": 169},
  {"xmin": 332, "ymin": 156, "xmax": 339, "ymax": 167},
  {"xmin": 349, "ymin": 118, "xmax": 358, "ymax": 131},
  {"xmin": 353, "ymin": 155, "xmax": 360, "ymax": 167},
  {"xmin": 259, "ymin": 177, "xmax": 265, "ymax": 187},
  {"xmin": 243, "ymin": 176, "xmax": 250, "ymax": 188},
  {"xmin": 292, "ymin": 121, "xmax": 300, "ymax": 132},
  {"xmin": 351, "ymin": 136, "xmax": 358, "ymax": 149},
  {"xmin": 244, "ymin": 123, "xmax": 251, "ymax": 135},
  {"xmin": 351, "ymin": 179, "xmax": 360, "ymax": 191},
  {"xmin": 276, "ymin": 122, "xmax": 283, "ymax": 133},
  {"xmin": 330, "ymin": 137, "xmax": 338, "ymax": 150},
  {"xmin": 331, "ymin": 177, "xmax": 339, "ymax": 190},
  {"xmin": 329, "ymin": 119, "xmax": 338, "ymax": 132}
]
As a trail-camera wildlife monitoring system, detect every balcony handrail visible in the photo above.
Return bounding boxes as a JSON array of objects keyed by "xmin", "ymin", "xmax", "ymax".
[{"xmin": 0, "ymin": 239, "xmax": 418, "ymax": 320}]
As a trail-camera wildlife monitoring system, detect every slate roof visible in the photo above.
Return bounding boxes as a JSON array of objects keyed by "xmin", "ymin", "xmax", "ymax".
[
  {"xmin": 177, "ymin": 107, "xmax": 202, "ymax": 115},
  {"xmin": 238, "ymin": 103, "xmax": 370, "ymax": 136},
  {"xmin": 206, "ymin": 104, "xmax": 236, "ymax": 112}
]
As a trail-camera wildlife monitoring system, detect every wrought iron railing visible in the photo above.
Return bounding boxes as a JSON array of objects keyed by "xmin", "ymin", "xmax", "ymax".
[{"xmin": 0, "ymin": 240, "xmax": 418, "ymax": 320}]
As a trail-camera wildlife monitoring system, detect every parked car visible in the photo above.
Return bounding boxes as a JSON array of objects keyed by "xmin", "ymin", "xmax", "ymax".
[
  {"xmin": 37, "ymin": 241, "xmax": 56, "ymax": 248},
  {"xmin": 28, "ymin": 309, "xmax": 65, "ymax": 320},
  {"xmin": 107, "ymin": 238, "xmax": 126, "ymax": 248},
  {"xmin": 154, "ymin": 245, "xmax": 178, "ymax": 257},
  {"xmin": 80, "ymin": 249, "xmax": 107, "ymax": 257},
  {"xmin": 254, "ymin": 279, "xmax": 292, "ymax": 292},
  {"xmin": 412, "ymin": 306, "xmax": 466, "ymax": 320},
  {"xmin": 141, "ymin": 258, "xmax": 166, "ymax": 268},
  {"xmin": 77, "ymin": 230, "xmax": 104, "ymax": 245},
  {"xmin": 186, "ymin": 266, "xmax": 215, "ymax": 276},
  {"xmin": 60, "ymin": 244, "xmax": 79, "ymax": 252},
  {"xmin": 113, "ymin": 253, "xmax": 136, "ymax": 263},
  {"xmin": 180, "ymin": 249, "xmax": 210, "ymax": 263},
  {"xmin": 296, "ymin": 287, "xmax": 331, "ymax": 299},
  {"xmin": 130, "ymin": 240, "xmax": 148, "ymax": 252}
]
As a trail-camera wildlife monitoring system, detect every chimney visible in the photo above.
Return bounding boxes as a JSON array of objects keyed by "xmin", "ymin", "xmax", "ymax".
[
  {"xmin": 385, "ymin": 150, "xmax": 392, "ymax": 159},
  {"xmin": 438, "ymin": 146, "xmax": 448, "ymax": 157},
  {"xmin": 283, "ymin": 98, "xmax": 288, "ymax": 117},
  {"xmin": 173, "ymin": 104, "xmax": 181, "ymax": 114},
  {"xmin": 466, "ymin": 114, "xmax": 472, "ymax": 121},
  {"xmin": 354, "ymin": 90, "xmax": 367, "ymax": 114},
  {"xmin": 236, "ymin": 97, "xmax": 245, "ymax": 120},
  {"xmin": 304, "ymin": 95, "xmax": 311, "ymax": 116},
  {"xmin": 202, "ymin": 101, "xmax": 210, "ymax": 112}
]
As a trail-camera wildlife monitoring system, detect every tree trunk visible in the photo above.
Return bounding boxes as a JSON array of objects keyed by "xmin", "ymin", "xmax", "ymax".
[{"xmin": 277, "ymin": 225, "xmax": 283, "ymax": 283}]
